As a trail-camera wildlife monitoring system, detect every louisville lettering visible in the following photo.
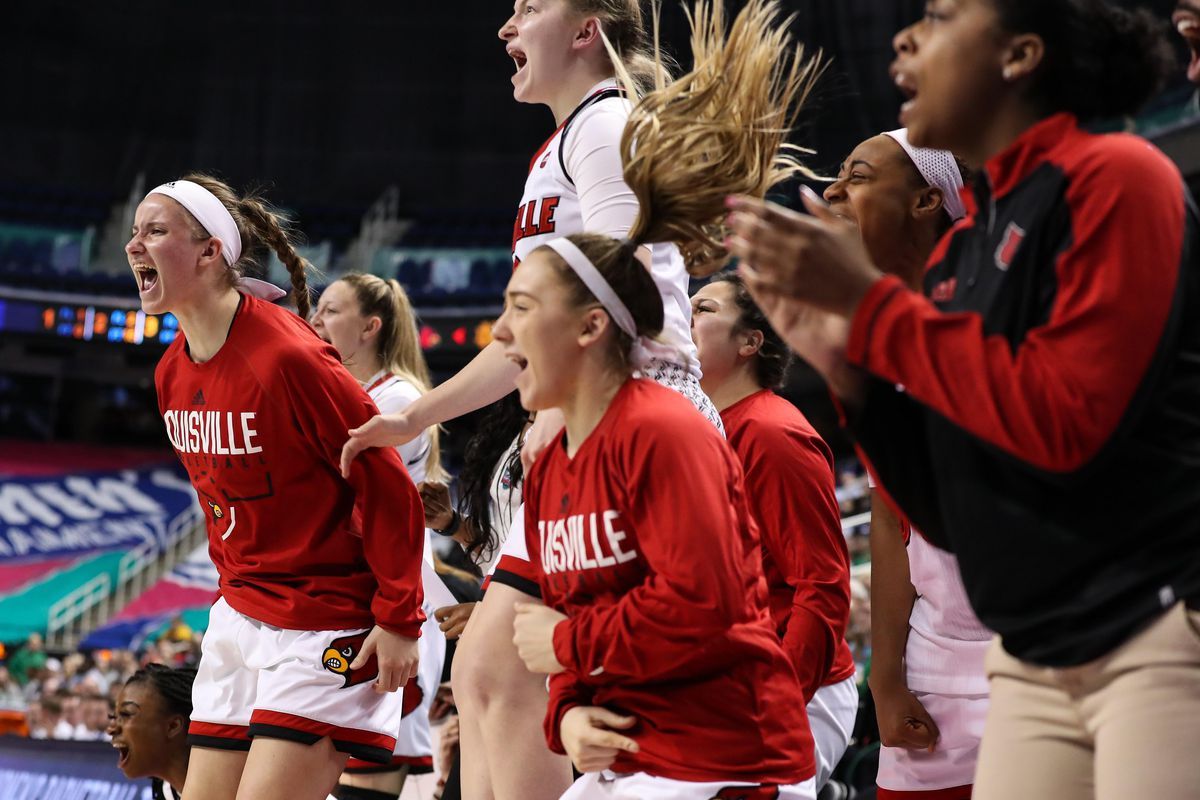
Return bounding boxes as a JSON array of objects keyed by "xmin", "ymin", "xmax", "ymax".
[
  {"xmin": 162, "ymin": 410, "xmax": 263, "ymax": 456},
  {"xmin": 538, "ymin": 509, "xmax": 637, "ymax": 574}
]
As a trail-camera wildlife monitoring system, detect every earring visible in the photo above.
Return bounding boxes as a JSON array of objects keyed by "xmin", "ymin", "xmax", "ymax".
[{"xmin": 1003, "ymin": 67, "xmax": 1015, "ymax": 81}]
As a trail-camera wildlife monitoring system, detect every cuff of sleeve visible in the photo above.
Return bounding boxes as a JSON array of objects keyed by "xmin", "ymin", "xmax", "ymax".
[
  {"xmin": 373, "ymin": 599, "xmax": 425, "ymax": 640},
  {"xmin": 546, "ymin": 700, "xmax": 581, "ymax": 755},
  {"xmin": 552, "ymin": 618, "xmax": 577, "ymax": 672},
  {"xmin": 846, "ymin": 275, "xmax": 907, "ymax": 369}
]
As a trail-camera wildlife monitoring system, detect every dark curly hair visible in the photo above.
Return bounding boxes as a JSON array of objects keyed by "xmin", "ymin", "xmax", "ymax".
[
  {"xmin": 456, "ymin": 393, "xmax": 529, "ymax": 565},
  {"xmin": 125, "ymin": 664, "xmax": 196, "ymax": 719},
  {"xmin": 991, "ymin": 0, "xmax": 1175, "ymax": 122},
  {"xmin": 710, "ymin": 272, "xmax": 792, "ymax": 389}
]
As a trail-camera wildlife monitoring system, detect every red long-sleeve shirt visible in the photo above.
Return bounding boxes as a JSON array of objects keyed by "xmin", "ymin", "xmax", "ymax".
[
  {"xmin": 721, "ymin": 390, "xmax": 855, "ymax": 702},
  {"xmin": 155, "ymin": 294, "xmax": 425, "ymax": 636},
  {"xmin": 526, "ymin": 379, "xmax": 812, "ymax": 784}
]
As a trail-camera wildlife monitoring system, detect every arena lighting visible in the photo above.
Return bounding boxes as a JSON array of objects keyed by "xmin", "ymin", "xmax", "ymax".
[
  {"xmin": 0, "ymin": 297, "xmax": 179, "ymax": 346},
  {"xmin": 419, "ymin": 324, "xmax": 442, "ymax": 349},
  {"xmin": 2, "ymin": 294, "xmax": 488, "ymax": 353}
]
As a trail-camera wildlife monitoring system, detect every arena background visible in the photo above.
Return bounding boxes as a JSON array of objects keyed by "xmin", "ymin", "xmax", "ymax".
[{"xmin": 0, "ymin": 1, "xmax": 1192, "ymax": 797}]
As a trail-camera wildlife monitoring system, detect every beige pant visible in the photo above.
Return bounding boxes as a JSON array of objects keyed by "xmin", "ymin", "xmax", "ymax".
[{"xmin": 974, "ymin": 601, "xmax": 1200, "ymax": 800}]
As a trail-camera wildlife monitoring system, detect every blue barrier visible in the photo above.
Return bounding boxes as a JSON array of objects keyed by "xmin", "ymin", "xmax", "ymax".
[{"xmin": 0, "ymin": 736, "xmax": 151, "ymax": 799}]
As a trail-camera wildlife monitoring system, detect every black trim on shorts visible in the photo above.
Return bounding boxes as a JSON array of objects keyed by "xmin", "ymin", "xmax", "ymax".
[
  {"xmin": 249, "ymin": 723, "xmax": 393, "ymax": 765},
  {"xmin": 344, "ymin": 762, "xmax": 434, "ymax": 776},
  {"xmin": 489, "ymin": 568, "xmax": 542, "ymax": 599},
  {"xmin": 188, "ymin": 734, "xmax": 252, "ymax": 752}
]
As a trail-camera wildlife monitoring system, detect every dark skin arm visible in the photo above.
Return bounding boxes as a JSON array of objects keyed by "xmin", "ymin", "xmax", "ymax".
[{"xmin": 867, "ymin": 489, "xmax": 939, "ymax": 751}]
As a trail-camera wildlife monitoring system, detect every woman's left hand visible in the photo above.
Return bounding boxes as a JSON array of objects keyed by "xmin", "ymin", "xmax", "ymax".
[
  {"xmin": 725, "ymin": 188, "xmax": 882, "ymax": 318},
  {"xmin": 512, "ymin": 603, "xmax": 568, "ymax": 674}
]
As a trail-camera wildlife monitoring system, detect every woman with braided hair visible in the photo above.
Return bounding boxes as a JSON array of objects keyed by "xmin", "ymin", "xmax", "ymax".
[
  {"xmin": 108, "ymin": 664, "xmax": 198, "ymax": 800},
  {"xmin": 127, "ymin": 173, "xmax": 426, "ymax": 800}
]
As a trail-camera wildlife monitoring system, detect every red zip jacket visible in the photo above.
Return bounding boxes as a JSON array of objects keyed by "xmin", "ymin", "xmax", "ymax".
[
  {"xmin": 845, "ymin": 113, "xmax": 1200, "ymax": 665},
  {"xmin": 526, "ymin": 379, "xmax": 813, "ymax": 784},
  {"xmin": 155, "ymin": 294, "xmax": 425, "ymax": 636},
  {"xmin": 721, "ymin": 390, "xmax": 855, "ymax": 702}
]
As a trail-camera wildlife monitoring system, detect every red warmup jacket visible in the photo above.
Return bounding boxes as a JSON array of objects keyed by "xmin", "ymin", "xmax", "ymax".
[
  {"xmin": 721, "ymin": 390, "xmax": 855, "ymax": 702},
  {"xmin": 155, "ymin": 294, "xmax": 425, "ymax": 636},
  {"xmin": 525, "ymin": 378, "xmax": 813, "ymax": 784}
]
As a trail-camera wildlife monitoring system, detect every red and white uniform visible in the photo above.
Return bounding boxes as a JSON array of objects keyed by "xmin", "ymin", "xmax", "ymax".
[
  {"xmin": 495, "ymin": 79, "xmax": 723, "ymax": 595},
  {"xmin": 872, "ymin": 477, "xmax": 992, "ymax": 799},
  {"xmin": 157, "ymin": 294, "xmax": 425, "ymax": 761},
  {"xmin": 721, "ymin": 390, "xmax": 858, "ymax": 788},
  {"xmin": 510, "ymin": 78, "xmax": 697, "ymax": 378},
  {"xmin": 525, "ymin": 379, "xmax": 813, "ymax": 790},
  {"xmin": 343, "ymin": 371, "xmax": 445, "ymax": 774}
]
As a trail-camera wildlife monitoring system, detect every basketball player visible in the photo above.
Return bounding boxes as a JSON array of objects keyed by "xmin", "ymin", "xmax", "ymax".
[
  {"xmin": 725, "ymin": 2, "xmax": 1200, "ymax": 797},
  {"xmin": 504, "ymin": 229, "xmax": 816, "ymax": 798},
  {"xmin": 810, "ymin": 128, "xmax": 991, "ymax": 799},
  {"xmin": 690, "ymin": 272, "xmax": 857, "ymax": 790},
  {"xmin": 339, "ymin": 0, "xmax": 820, "ymax": 794},
  {"xmin": 310, "ymin": 273, "xmax": 448, "ymax": 800},
  {"xmin": 128, "ymin": 174, "xmax": 425, "ymax": 800},
  {"xmin": 108, "ymin": 664, "xmax": 197, "ymax": 800}
]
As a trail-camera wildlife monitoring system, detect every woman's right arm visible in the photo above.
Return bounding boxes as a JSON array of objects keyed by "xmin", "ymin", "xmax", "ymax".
[
  {"xmin": 341, "ymin": 340, "xmax": 519, "ymax": 476},
  {"xmin": 867, "ymin": 489, "xmax": 939, "ymax": 751}
]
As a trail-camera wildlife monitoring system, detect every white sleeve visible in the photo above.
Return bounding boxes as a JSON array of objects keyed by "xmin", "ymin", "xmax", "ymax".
[
  {"xmin": 372, "ymin": 380, "xmax": 432, "ymax": 483},
  {"xmin": 563, "ymin": 102, "xmax": 640, "ymax": 238}
]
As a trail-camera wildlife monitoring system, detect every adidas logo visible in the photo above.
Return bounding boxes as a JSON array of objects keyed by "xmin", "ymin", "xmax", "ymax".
[{"xmin": 192, "ymin": 389, "xmax": 206, "ymax": 406}]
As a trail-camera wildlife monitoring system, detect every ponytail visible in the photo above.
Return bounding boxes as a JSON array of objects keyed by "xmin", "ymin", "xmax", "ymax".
[
  {"xmin": 177, "ymin": 172, "xmax": 315, "ymax": 318},
  {"xmin": 335, "ymin": 273, "xmax": 445, "ymax": 482},
  {"xmin": 611, "ymin": 0, "xmax": 825, "ymax": 275}
]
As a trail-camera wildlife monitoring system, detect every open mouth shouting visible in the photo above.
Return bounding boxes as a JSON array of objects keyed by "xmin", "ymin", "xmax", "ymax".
[
  {"xmin": 508, "ymin": 45, "xmax": 528, "ymax": 83},
  {"xmin": 113, "ymin": 739, "xmax": 132, "ymax": 770},
  {"xmin": 1175, "ymin": 5, "xmax": 1200, "ymax": 83},
  {"xmin": 891, "ymin": 66, "xmax": 919, "ymax": 124},
  {"xmin": 132, "ymin": 263, "xmax": 159, "ymax": 296}
]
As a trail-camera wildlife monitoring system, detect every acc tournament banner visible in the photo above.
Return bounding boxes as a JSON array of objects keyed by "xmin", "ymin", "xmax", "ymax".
[{"xmin": 0, "ymin": 462, "xmax": 199, "ymax": 640}]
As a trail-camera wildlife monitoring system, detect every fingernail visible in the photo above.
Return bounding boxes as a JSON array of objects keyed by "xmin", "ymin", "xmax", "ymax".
[{"xmin": 724, "ymin": 195, "xmax": 737, "ymax": 208}]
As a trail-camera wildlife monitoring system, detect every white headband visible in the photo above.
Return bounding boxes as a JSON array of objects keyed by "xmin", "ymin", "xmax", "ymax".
[
  {"xmin": 148, "ymin": 180, "xmax": 243, "ymax": 265},
  {"xmin": 881, "ymin": 129, "xmax": 967, "ymax": 221},
  {"xmin": 147, "ymin": 179, "xmax": 287, "ymax": 302},
  {"xmin": 543, "ymin": 238, "xmax": 654, "ymax": 372}
]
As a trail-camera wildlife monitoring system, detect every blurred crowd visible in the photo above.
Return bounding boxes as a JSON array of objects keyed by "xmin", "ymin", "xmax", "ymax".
[{"xmin": 0, "ymin": 617, "xmax": 202, "ymax": 740}]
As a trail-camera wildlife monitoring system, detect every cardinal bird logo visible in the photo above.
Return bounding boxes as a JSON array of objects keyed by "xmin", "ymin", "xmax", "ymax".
[
  {"xmin": 709, "ymin": 787, "xmax": 780, "ymax": 800},
  {"xmin": 206, "ymin": 500, "xmax": 224, "ymax": 520},
  {"xmin": 321, "ymin": 632, "xmax": 378, "ymax": 688}
]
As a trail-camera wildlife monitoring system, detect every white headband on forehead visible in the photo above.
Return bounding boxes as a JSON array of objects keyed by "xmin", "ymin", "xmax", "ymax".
[
  {"xmin": 881, "ymin": 129, "xmax": 966, "ymax": 221},
  {"xmin": 543, "ymin": 238, "xmax": 655, "ymax": 373},
  {"xmin": 148, "ymin": 180, "xmax": 243, "ymax": 265},
  {"xmin": 147, "ymin": 179, "xmax": 287, "ymax": 302}
]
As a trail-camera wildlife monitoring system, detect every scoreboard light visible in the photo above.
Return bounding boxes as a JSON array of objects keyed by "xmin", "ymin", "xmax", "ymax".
[{"xmin": 0, "ymin": 296, "xmax": 178, "ymax": 347}]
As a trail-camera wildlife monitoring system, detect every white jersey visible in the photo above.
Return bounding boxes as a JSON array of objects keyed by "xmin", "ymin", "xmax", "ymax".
[
  {"xmin": 905, "ymin": 530, "xmax": 992, "ymax": 695},
  {"xmin": 511, "ymin": 78, "xmax": 699, "ymax": 377},
  {"xmin": 869, "ymin": 476, "xmax": 991, "ymax": 695},
  {"xmin": 480, "ymin": 432, "xmax": 523, "ymax": 576},
  {"xmin": 364, "ymin": 371, "xmax": 432, "ymax": 484},
  {"xmin": 364, "ymin": 370, "xmax": 445, "ymax": 766}
]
